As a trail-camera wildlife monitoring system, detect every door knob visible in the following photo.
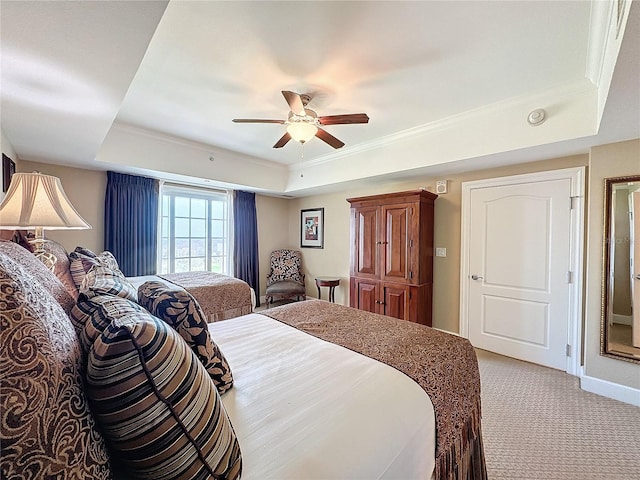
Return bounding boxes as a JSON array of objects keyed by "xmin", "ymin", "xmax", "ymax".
[{"xmin": 471, "ymin": 274, "xmax": 484, "ymax": 281}]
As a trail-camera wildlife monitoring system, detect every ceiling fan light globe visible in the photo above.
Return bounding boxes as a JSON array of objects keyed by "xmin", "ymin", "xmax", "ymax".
[{"xmin": 287, "ymin": 122, "xmax": 318, "ymax": 143}]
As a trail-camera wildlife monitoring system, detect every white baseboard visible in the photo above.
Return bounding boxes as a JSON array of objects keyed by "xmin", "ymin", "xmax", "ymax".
[{"xmin": 580, "ymin": 375, "xmax": 640, "ymax": 407}]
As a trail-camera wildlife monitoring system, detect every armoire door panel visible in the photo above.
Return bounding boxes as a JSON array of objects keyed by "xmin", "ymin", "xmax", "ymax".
[
  {"xmin": 353, "ymin": 207, "xmax": 379, "ymax": 278},
  {"xmin": 381, "ymin": 204, "xmax": 411, "ymax": 282},
  {"xmin": 383, "ymin": 284, "xmax": 409, "ymax": 321},
  {"xmin": 351, "ymin": 278, "xmax": 378, "ymax": 314}
]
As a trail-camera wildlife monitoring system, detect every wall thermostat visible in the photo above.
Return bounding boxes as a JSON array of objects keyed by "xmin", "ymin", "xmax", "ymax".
[{"xmin": 436, "ymin": 180, "xmax": 448, "ymax": 194}]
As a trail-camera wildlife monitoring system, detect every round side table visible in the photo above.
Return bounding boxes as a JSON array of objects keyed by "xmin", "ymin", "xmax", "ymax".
[{"xmin": 315, "ymin": 277, "xmax": 340, "ymax": 303}]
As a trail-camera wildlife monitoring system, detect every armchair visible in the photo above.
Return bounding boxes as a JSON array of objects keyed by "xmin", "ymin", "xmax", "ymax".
[{"xmin": 265, "ymin": 249, "xmax": 306, "ymax": 307}]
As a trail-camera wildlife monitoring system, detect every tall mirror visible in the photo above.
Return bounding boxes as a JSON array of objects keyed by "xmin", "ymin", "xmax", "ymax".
[{"xmin": 602, "ymin": 175, "xmax": 640, "ymax": 363}]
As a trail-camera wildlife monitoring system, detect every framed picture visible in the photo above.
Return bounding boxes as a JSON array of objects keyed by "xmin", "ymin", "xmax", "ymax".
[
  {"xmin": 2, "ymin": 154, "xmax": 16, "ymax": 193},
  {"xmin": 300, "ymin": 208, "xmax": 324, "ymax": 248}
]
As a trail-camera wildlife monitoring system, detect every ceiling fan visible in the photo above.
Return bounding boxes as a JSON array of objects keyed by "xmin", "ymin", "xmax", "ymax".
[{"xmin": 232, "ymin": 91, "xmax": 369, "ymax": 149}]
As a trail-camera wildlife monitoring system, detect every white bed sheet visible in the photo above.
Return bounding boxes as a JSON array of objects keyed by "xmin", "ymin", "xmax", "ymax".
[{"xmin": 209, "ymin": 313, "xmax": 436, "ymax": 480}]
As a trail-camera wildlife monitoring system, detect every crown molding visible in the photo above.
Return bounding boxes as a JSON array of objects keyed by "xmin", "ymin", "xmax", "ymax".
[
  {"xmin": 585, "ymin": 0, "xmax": 616, "ymax": 86},
  {"xmin": 289, "ymin": 80, "xmax": 595, "ymax": 173}
]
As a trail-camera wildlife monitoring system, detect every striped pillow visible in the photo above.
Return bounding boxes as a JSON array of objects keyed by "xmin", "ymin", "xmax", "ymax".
[
  {"xmin": 80, "ymin": 265, "xmax": 137, "ymax": 302},
  {"xmin": 86, "ymin": 313, "xmax": 242, "ymax": 480},
  {"xmin": 138, "ymin": 281, "xmax": 234, "ymax": 394},
  {"xmin": 69, "ymin": 247, "xmax": 97, "ymax": 288},
  {"xmin": 72, "ymin": 295, "xmax": 147, "ymax": 355},
  {"xmin": 69, "ymin": 248, "xmax": 123, "ymax": 289}
]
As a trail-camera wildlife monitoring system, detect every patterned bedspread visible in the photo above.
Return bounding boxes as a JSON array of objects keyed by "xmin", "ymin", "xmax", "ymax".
[
  {"xmin": 261, "ymin": 300, "xmax": 487, "ymax": 480},
  {"xmin": 159, "ymin": 272, "xmax": 253, "ymax": 322}
]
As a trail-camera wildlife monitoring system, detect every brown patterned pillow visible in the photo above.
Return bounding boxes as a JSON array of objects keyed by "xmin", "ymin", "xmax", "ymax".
[
  {"xmin": 0, "ymin": 252, "xmax": 112, "ymax": 479},
  {"xmin": 0, "ymin": 240, "xmax": 75, "ymax": 314},
  {"xmin": 40, "ymin": 239, "xmax": 79, "ymax": 299},
  {"xmin": 86, "ymin": 313, "xmax": 242, "ymax": 479},
  {"xmin": 138, "ymin": 281, "xmax": 234, "ymax": 394}
]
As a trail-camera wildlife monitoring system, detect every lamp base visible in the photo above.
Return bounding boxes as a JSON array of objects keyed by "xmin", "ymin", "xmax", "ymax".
[{"xmin": 29, "ymin": 227, "xmax": 57, "ymax": 271}]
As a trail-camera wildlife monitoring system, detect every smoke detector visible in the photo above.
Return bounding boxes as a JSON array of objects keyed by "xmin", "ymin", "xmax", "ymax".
[{"xmin": 527, "ymin": 109, "xmax": 546, "ymax": 126}]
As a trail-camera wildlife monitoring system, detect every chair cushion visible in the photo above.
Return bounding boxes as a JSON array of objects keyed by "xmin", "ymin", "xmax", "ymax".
[
  {"xmin": 137, "ymin": 281, "xmax": 234, "ymax": 394},
  {"xmin": 265, "ymin": 280, "xmax": 306, "ymax": 295},
  {"xmin": 0, "ymin": 252, "xmax": 112, "ymax": 479},
  {"xmin": 86, "ymin": 311, "xmax": 242, "ymax": 480},
  {"xmin": 267, "ymin": 249, "xmax": 304, "ymax": 285},
  {"xmin": 0, "ymin": 240, "xmax": 75, "ymax": 314}
]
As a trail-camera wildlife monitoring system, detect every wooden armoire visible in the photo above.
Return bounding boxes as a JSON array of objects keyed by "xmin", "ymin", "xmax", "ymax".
[{"xmin": 347, "ymin": 189, "xmax": 437, "ymax": 326}]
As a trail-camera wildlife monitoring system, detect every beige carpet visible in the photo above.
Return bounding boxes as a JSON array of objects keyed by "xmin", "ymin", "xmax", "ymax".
[{"xmin": 476, "ymin": 349, "xmax": 640, "ymax": 479}]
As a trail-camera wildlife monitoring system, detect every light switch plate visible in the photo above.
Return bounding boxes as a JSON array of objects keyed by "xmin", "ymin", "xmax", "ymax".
[{"xmin": 435, "ymin": 247, "xmax": 447, "ymax": 257}]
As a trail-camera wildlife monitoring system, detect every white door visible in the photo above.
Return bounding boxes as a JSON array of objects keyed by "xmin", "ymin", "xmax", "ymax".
[{"xmin": 466, "ymin": 179, "xmax": 572, "ymax": 370}]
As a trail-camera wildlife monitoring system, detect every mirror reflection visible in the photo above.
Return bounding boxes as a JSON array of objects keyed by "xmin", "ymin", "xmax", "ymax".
[{"xmin": 603, "ymin": 175, "xmax": 640, "ymax": 362}]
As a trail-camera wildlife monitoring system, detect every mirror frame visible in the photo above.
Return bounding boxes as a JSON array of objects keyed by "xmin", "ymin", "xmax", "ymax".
[{"xmin": 601, "ymin": 174, "xmax": 640, "ymax": 363}]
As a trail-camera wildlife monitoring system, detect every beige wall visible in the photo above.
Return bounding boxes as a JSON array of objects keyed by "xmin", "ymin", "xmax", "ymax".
[
  {"xmin": 255, "ymin": 194, "xmax": 291, "ymax": 301},
  {"xmin": 288, "ymin": 154, "xmax": 588, "ymax": 333},
  {"xmin": 584, "ymin": 138, "xmax": 640, "ymax": 389},
  {"xmin": 9, "ymin": 159, "xmax": 291, "ymax": 303},
  {"xmin": 11, "ymin": 138, "xmax": 639, "ymax": 392},
  {"xmin": 18, "ymin": 160, "xmax": 107, "ymax": 253}
]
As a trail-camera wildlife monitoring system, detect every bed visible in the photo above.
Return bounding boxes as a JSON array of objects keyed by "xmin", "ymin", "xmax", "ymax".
[
  {"xmin": 211, "ymin": 300, "xmax": 487, "ymax": 480},
  {"xmin": 128, "ymin": 271, "xmax": 255, "ymax": 322},
  {"xmin": 1, "ymin": 239, "xmax": 486, "ymax": 479}
]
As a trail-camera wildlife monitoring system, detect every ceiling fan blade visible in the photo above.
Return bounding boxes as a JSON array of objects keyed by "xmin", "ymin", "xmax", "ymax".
[
  {"xmin": 316, "ymin": 128, "xmax": 345, "ymax": 149},
  {"xmin": 273, "ymin": 132, "xmax": 292, "ymax": 148},
  {"xmin": 232, "ymin": 119, "xmax": 285, "ymax": 124},
  {"xmin": 282, "ymin": 91, "xmax": 306, "ymax": 116},
  {"xmin": 318, "ymin": 113, "xmax": 369, "ymax": 125}
]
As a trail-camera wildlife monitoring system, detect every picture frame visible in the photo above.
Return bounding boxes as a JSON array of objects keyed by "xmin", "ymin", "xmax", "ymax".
[
  {"xmin": 2, "ymin": 154, "xmax": 16, "ymax": 193},
  {"xmin": 300, "ymin": 208, "xmax": 324, "ymax": 248}
]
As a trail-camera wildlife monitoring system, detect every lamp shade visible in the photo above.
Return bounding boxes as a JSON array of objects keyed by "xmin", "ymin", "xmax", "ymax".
[
  {"xmin": 287, "ymin": 122, "xmax": 318, "ymax": 143},
  {"xmin": 0, "ymin": 172, "xmax": 91, "ymax": 230}
]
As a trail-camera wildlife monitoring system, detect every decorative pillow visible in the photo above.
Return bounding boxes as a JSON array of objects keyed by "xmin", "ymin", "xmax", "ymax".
[
  {"xmin": 69, "ymin": 248, "xmax": 124, "ymax": 289},
  {"xmin": 73, "ymin": 294, "xmax": 147, "ymax": 355},
  {"xmin": 40, "ymin": 239, "xmax": 79, "ymax": 299},
  {"xmin": 81, "ymin": 251, "xmax": 122, "ymax": 275},
  {"xmin": 69, "ymin": 293, "xmax": 95, "ymax": 337},
  {"xmin": 86, "ymin": 313, "xmax": 242, "ymax": 480},
  {"xmin": 80, "ymin": 264, "xmax": 137, "ymax": 302},
  {"xmin": 0, "ymin": 240, "xmax": 75, "ymax": 314},
  {"xmin": 138, "ymin": 281, "xmax": 234, "ymax": 394},
  {"xmin": 0, "ymin": 253, "xmax": 112, "ymax": 479},
  {"xmin": 69, "ymin": 247, "xmax": 97, "ymax": 288},
  {"xmin": 75, "ymin": 246, "xmax": 98, "ymax": 258}
]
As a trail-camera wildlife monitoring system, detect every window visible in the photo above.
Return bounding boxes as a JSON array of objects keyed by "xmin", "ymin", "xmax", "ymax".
[{"xmin": 159, "ymin": 185, "xmax": 233, "ymax": 275}]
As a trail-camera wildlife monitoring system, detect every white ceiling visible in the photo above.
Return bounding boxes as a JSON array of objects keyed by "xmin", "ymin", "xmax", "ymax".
[{"xmin": 1, "ymin": 1, "xmax": 638, "ymax": 196}]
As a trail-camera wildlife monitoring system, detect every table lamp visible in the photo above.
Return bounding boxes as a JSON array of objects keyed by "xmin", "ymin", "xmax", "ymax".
[{"xmin": 0, "ymin": 172, "xmax": 91, "ymax": 268}]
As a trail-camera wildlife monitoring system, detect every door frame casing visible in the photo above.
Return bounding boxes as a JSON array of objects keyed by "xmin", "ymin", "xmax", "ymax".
[{"xmin": 459, "ymin": 167, "xmax": 585, "ymax": 376}]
